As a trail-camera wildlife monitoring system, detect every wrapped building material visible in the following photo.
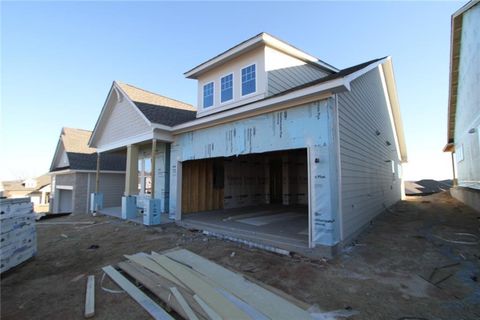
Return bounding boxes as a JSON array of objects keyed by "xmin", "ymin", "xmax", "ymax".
[{"xmin": 0, "ymin": 198, "xmax": 37, "ymax": 273}]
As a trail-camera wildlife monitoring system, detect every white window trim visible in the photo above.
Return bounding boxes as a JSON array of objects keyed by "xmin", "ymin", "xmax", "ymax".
[
  {"xmin": 240, "ymin": 63, "xmax": 257, "ymax": 97},
  {"xmin": 220, "ymin": 72, "xmax": 234, "ymax": 105},
  {"xmin": 203, "ymin": 81, "xmax": 215, "ymax": 109},
  {"xmin": 456, "ymin": 144, "xmax": 464, "ymax": 162}
]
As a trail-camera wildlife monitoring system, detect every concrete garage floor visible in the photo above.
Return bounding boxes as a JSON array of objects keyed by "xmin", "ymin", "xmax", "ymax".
[
  {"xmin": 180, "ymin": 204, "xmax": 309, "ymax": 254},
  {"xmin": 1, "ymin": 192, "xmax": 479, "ymax": 320}
]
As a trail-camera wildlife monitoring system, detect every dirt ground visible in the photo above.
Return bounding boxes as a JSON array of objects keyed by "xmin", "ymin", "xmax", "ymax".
[{"xmin": 1, "ymin": 191, "xmax": 479, "ymax": 320}]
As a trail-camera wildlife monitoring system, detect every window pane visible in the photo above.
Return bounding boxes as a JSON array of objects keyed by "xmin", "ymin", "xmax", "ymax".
[
  {"xmin": 144, "ymin": 156, "xmax": 151, "ymax": 175},
  {"xmin": 242, "ymin": 64, "xmax": 256, "ymax": 96},
  {"xmin": 221, "ymin": 74, "xmax": 233, "ymax": 102},
  {"xmin": 203, "ymin": 82, "xmax": 214, "ymax": 108}
]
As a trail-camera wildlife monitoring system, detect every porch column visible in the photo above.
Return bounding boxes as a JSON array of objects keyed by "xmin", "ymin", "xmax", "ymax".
[
  {"xmin": 451, "ymin": 152, "xmax": 457, "ymax": 186},
  {"xmin": 125, "ymin": 144, "xmax": 139, "ymax": 196},
  {"xmin": 95, "ymin": 152, "xmax": 101, "ymax": 193},
  {"xmin": 151, "ymin": 139, "xmax": 157, "ymax": 198}
]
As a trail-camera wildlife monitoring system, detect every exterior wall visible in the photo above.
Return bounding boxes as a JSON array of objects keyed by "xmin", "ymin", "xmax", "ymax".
[
  {"xmin": 52, "ymin": 172, "xmax": 125, "ymax": 214},
  {"xmin": 196, "ymin": 46, "xmax": 267, "ymax": 117},
  {"xmin": 97, "ymin": 96, "xmax": 151, "ymax": 147},
  {"xmin": 337, "ymin": 67, "xmax": 403, "ymax": 241},
  {"xmin": 170, "ymin": 98, "xmax": 341, "ymax": 247},
  {"xmin": 454, "ymin": 4, "xmax": 480, "ymax": 190},
  {"xmin": 265, "ymin": 46, "xmax": 329, "ymax": 96}
]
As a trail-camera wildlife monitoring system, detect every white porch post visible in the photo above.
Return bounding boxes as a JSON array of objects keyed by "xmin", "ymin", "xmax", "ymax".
[
  {"xmin": 151, "ymin": 139, "xmax": 157, "ymax": 198},
  {"xmin": 95, "ymin": 152, "xmax": 101, "ymax": 193},
  {"xmin": 91, "ymin": 152, "xmax": 104, "ymax": 213},
  {"xmin": 125, "ymin": 144, "xmax": 139, "ymax": 196}
]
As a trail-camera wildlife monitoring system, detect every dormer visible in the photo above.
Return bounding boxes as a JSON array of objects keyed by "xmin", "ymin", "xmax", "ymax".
[{"xmin": 185, "ymin": 32, "xmax": 338, "ymax": 118}]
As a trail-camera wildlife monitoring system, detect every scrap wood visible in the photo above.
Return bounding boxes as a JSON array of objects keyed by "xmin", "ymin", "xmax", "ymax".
[
  {"xmin": 163, "ymin": 249, "xmax": 312, "ymax": 319},
  {"xmin": 170, "ymin": 287, "xmax": 199, "ymax": 320},
  {"xmin": 102, "ymin": 265, "xmax": 174, "ymax": 320},
  {"xmin": 84, "ymin": 275, "xmax": 95, "ymax": 318},
  {"xmin": 149, "ymin": 254, "xmax": 251, "ymax": 320},
  {"xmin": 36, "ymin": 221, "xmax": 95, "ymax": 225},
  {"xmin": 192, "ymin": 295, "xmax": 221, "ymax": 320},
  {"xmin": 118, "ymin": 261, "xmax": 208, "ymax": 320},
  {"xmin": 125, "ymin": 253, "xmax": 184, "ymax": 287}
]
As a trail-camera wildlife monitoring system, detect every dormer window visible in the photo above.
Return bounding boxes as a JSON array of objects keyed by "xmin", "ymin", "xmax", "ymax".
[
  {"xmin": 203, "ymin": 82, "xmax": 214, "ymax": 108},
  {"xmin": 241, "ymin": 64, "xmax": 256, "ymax": 96},
  {"xmin": 221, "ymin": 73, "xmax": 233, "ymax": 103}
]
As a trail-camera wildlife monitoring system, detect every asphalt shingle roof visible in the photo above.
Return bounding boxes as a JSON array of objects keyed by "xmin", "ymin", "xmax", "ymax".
[
  {"xmin": 135, "ymin": 102, "xmax": 197, "ymax": 126},
  {"xmin": 65, "ymin": 152, "xmax": 126, "ymax": 171},
  {"xmin": 51, "ymin": 127, "xmax": 126, "ymax": 172}
]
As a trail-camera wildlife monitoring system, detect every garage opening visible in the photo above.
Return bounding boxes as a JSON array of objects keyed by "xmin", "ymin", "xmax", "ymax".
[
  {"xmin": 58, "ymin": 189, "xmax": 73, "ymax": 213},
  {"xmin": 180, "ymin": 148, "xmax": 309, "ymax": 250}
]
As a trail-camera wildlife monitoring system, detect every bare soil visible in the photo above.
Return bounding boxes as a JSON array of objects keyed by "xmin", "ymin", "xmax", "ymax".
[{"xmin": 1, "ymin": 191, "xmax": 479, "ymax": 320}]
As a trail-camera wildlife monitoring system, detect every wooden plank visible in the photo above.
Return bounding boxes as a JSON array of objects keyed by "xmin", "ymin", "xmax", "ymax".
[
  {"xmin": 205, "ymin": 161, "xmax": 213, "ymax": 211},
  {"xmin": 193, "ymin": 295, "xmax": 222, "ymax": 320},
  {"xmin": 170, "ymin": 287, "xmax": 199, "ymax": 320},
  {"xmin": 118, "ymin": 261, "xmax": 208, "ymax": 320},
  {"xmin": 198, "ymin": 160, "xmax": 206, "ymax": 212},
  {"xmin": 124, "ymin": 253, "xmax": 183, "ymax": 287},
  {"xmin": 149, "ymin": 253, "xmax": 250, "ymax": 320},
  {"xmin": 102, "ymin": 265, "xmax": 174, "ymax": 320},
  {"xmin": 164, "ymin": 249, "xmax": 311, "ymax": 320},
  {"xmin": 84, "ymin": 275, "xmax": 95, "ymax": 318}
]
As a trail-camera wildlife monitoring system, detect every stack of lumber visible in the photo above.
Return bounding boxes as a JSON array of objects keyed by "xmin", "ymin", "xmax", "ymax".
[
  {"xmin": 103, "ymin": 248, "xmax": 313, "ymax": 320},
  {"xmin": 0, "ymin": 198, "xmax": 37, "ymax": 273}
]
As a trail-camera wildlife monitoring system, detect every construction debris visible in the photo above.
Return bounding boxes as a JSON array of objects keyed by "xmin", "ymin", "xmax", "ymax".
[
  {"xmin": 0, "ymin": 198, "xmax": 37, "ymax": 273},
  {"xmin": 103, "ymin": 249, "xmax": 314, "ymax": 320},
  {"xmin": 84, "ymin": 275, "xmax": 95, "ymax": 318}
]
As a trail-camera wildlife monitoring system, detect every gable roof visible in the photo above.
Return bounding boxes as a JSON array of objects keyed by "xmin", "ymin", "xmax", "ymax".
[
  {"xmin": 444, "ymin": 0, "xmax": 479, "ymax": 152},
  {"xmin": 62, "ymin": 127, "xmax": 96, "ymax": 153},
  {"xmin": 50, "ymin": 127, "xmax": 126, "ymax": 172},
  {"xmin": 89, "ymin": 81, "xmax": 197, "ymax": 148},
  {"xmin": 184, "ymin": 32, "xmax": 338, "ymax": 79},
  {"xmin": 115, "ymin": 82, "xmax": 197, "ymax": 126}
]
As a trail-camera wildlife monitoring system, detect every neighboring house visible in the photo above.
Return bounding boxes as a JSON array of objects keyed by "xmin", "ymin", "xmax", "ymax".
[
  {"xmin": 443, "ymin": 0, "xmax": 480, "ymax": 211},
  {"xmin": 89, "ymin": 33, "xmax": 407, "ymax": 256},
  {"xmin": 26, "ymin": 174, "xmax": 51, "ymax": 212},
  {"xmin": 49, "ymin": 127, "xmax": 126, "ymax": 214},
  {"xmin": 1, "ymin": 174, "xmax": 51, "ymax": 210},
  {"xmin": 1, "ymin": 180, "xmax": 35, "ymax": 199}
]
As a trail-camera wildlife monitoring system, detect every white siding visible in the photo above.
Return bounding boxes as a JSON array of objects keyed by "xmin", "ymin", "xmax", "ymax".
[
  {"xmin": 96, "ymin": 98, "xmax": 151, "ymax": 148},
  {"xmin": 265, "ymin": 46, "xmax": 330, "ymax": 96},
  {"xmin": 338, "ymin": 67, "xmax": 402, "ymax": 240},
  {"xmin": 454, "ymin": 4, "xmax": 480, "ymax": 189}
]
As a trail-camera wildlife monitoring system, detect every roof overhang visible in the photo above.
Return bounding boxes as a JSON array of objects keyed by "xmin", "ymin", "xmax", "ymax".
[
  {"xmin": 445, "ymin": 0, "xmax": 479, "ymax": 152},
  {"xmin": 49, "ymin": 169, "xmax": 126, "ymax": 175},
  {"xmin": 184, "ymin": 33, "xmax": 338, "ymax": 79},
  {"xmin": 379, "ymin": 58, "xmax": 408, "ymax": 163}
]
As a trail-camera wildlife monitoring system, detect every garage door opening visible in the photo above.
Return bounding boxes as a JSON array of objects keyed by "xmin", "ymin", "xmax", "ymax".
[
  {"xmin": 58, "ymin": 189, "xmax": 73, "ymax": 213},
  {"xmin": 180, "ymin": 148, "xmax": 309, "ymax": 251}
]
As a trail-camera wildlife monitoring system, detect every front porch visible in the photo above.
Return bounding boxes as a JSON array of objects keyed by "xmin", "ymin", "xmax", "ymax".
[{"xmin": 92, "ymin": 137, "xmax": 172, "ymax": 226}]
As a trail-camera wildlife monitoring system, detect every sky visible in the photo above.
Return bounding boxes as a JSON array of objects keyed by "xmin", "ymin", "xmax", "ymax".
[{"xmin": 0, "ymin": 0, "xmax": 465, "ymax": 182}]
